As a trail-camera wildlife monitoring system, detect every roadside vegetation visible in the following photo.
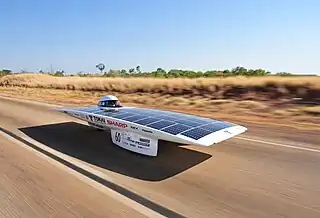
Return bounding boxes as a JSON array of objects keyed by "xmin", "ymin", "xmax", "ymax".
[{"xmin": 0, "ymin": 67, "xmax": 319, "ymax": 128}]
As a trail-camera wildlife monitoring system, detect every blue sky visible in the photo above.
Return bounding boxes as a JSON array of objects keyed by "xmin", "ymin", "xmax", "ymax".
[{"xmin": 1, "ymin": 0, "xmax": 319, "ymax": 74}]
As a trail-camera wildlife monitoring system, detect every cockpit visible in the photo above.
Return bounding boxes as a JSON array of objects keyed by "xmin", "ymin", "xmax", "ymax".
[{"xmin": 97, "ymin": 95, "xmax": 122, "ymax": 108}]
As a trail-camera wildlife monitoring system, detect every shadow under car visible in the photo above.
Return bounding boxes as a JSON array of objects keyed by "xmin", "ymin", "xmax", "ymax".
[{"xmin": 19, "ymin": 121, "xmax": 212, "ymax": 181}]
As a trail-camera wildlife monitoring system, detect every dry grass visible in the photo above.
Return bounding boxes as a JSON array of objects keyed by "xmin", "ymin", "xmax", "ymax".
[
  {"xmin": 0, "ymin": 73, "xmax": 319, "ymax": 102},
  {"xmin": 0, "ymin": 74, "xmax": 319, "ymax": 129},
  {"xmin": 1, "ymin": 86, "xmax": 319, "ymax": 130}
]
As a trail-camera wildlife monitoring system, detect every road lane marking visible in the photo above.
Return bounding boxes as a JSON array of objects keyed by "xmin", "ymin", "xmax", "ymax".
[
  {"xmin": 0, "ymin": 129, "xmax": 181, "ymax": 218},
  {"xmin": 2, "ymin": 95, "xmax": 319, "ymax": 155},
  {"xmin": 237, "ymin": 136, "xmax": 320, "ymax": 153}
]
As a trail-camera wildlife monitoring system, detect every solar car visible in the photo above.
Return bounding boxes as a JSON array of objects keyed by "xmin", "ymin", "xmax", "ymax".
[{"xmin": 55, "ymin": 95, "xmax": 247, "ymax": 156}]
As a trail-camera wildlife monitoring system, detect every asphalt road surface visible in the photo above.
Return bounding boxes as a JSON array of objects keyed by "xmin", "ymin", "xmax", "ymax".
[{"xmin": 0, "ymin": 96, "xmax": 319, "ymax": 218}]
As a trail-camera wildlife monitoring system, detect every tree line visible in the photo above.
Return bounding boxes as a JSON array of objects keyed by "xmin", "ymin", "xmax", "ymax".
[
  {"xmin": 50, "ymin": 66, "xmax": 297, "ymax": 78},
  {"xmin": 0, "ymin": 66, "xmax": 315, "ymax": 78}
]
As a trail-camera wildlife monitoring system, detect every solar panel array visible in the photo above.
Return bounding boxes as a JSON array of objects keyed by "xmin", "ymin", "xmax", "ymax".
[{"xmin": 75, "ymin": 106, "xmax": 235, "ymax": 140}]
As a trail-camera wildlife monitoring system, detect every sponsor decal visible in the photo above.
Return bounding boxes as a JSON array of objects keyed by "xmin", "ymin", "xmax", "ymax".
[
  {"xmin": 141, "ymin": 129, "xmax": 153, "ymax": 133},
  {"xmin": 125, "ymin": 136, "xmax": 150, "ymax": 147},
  {"xmin": 140, "ymin": 138, "xmax": 150, "ymax": 143},
  {"xmin": 88, "ymin": 115, "xmax": 106, "ymax": 124},
  {"xmin": 224, "ymin": 130, "xmax": 232, "ymax": 134},
  {"xmin": 73, "ymin": 113, "xmax": 80, "ymax": 117},
  {"xmin": 111, "ymin": 129, "xmax": 158, "ymax": 156},
  {"xmin": 114, "ymin": 131, "xmax": 121, "ymax": 142},
  {"xmin": 107, "ymin": 120, "xmax": 128, "ymax": 128},
  {"xmin": 130, "ymin": 126, "xmax": 138, "ymax": 130}
]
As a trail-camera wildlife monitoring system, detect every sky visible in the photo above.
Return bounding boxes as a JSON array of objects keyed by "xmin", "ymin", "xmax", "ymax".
[{"xmin": 1, "ymin": 0, "xmax": 319, "ymax": 75}]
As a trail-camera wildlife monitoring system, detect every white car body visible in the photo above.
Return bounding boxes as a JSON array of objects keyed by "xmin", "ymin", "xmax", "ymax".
[{"xmin": 55, "ymin": 95, "xmax": 247, "ymax": 156}]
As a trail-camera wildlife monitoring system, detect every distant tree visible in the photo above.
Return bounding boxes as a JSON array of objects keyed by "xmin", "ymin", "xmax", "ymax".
[
  {"xmin": 96, "ymin": 63, "xmax": 105, "ymax": 74},
  {"xmin": 156, "ymin": 68, "xmax": 166, "ymax": 74},
  {"xmin": 136, "ymin": 65, "xmax": 141, "ymax": 73},
  {"xmin": 2, "ymin": 69, "xmax": 11, "ymax": 74},
  {"xmin": 53, "ymin": 70, "xmax": 64, "ymax": 77},
  {"xmin": 128, "ymin": 68, "xmax": 135, "ymax": 74},
  {"xmin": 0, "ymin": 69, "xmax": 12, "ymax": 77}
]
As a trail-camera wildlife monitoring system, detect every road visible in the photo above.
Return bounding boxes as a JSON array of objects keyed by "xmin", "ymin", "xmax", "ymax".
[{"xmin": 0, "ymin": 96, "xmax": 319, "ymax": 218}]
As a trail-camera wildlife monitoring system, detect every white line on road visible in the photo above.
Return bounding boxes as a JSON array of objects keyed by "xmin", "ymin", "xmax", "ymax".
[
  {"xmin": 1, "ymin": 95, "xmax": 319, "ymax": 155},
  {"xmin": 237, "ymin": 136, "xmax": 320, "ymax": 153},
  {"xmin": 0, "ymin": 130, "xmax": 167, "ymax": 218}
]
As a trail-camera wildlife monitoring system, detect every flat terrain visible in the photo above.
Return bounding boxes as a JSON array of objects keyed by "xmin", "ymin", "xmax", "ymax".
[
  {"xmin": 0, "ymin": 96, "xmax": 319, "ymax": 217},
  {"xmin": 1, "ymin": 73, "xmax": 320, "ymax": 127}
]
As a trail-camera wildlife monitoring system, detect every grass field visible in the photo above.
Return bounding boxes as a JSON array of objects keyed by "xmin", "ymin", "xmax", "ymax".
[{"xmin": 0, "ymin": 73, "xmax": 319, "ymax": 129}]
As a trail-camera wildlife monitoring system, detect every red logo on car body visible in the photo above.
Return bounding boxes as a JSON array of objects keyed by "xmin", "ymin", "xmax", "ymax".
[{"xmin": 107, "ymin": 120, "xmax": 128, "ymax": 128}]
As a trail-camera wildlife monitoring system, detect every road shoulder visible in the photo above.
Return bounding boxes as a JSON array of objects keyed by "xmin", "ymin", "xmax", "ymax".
[{"xmin": 0, "ymin": 134, "xmax": 147, "ymax": 218}]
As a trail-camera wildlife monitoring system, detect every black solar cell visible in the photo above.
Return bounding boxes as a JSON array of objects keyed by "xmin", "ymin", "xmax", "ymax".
[
  {"xmin": 166, "ymin": 112, "xmax": 191, "ymax": 118},
  {"xmin": 123, "ymin": 108, "xmax": 158, "ymax": 115},
  {"xmin": 201, "ymin": 122, "xmax": 233, "ymax": 132},
  {"xmin": 82, "ymin": 107, "xmax": 101, "ymax": 112},
  {"xmin": 103, "ymin": 111, "xmax": 127, "ymax": 117},
  {"xmin": 122, "ymin": 114, "xmax": 146, "ymax": 122},
  {"xmin": 175, "ymin": 119, "xmax": 201, "ymax": 127},
  {"xmin": 112, "ymin": 112, "xmax": 138, "ymax": 119},
  {"xmin": 93, "ymin": 110, "xmax": 112, "ymax": 115},
  {"xmin": 186, "ymin": 116, "xmax": 213, "ymax": 124},
  {"xmin": 90, "ymin": 109, "xmax": 106, "ymax": 114},
  {"xmin": 153, "ymin": 115, "xmax": 180, "ymax": 121},
  {"xmin": 161, "ymin": 124, "xmax": 191, "ymax": 135},
  {"xmin": 86, "ymin": 106, "xmax": 100, "ymax": 110},
  {"xmin": 146, "ymin": 120, "xmax": 176, "ymax": 130},
  {"xmin": 134, "ymin": 117, "xmax": 161, "ymax": 125},
  {"xmin": 181, "ymin": 128, "xmax": 212, "ymax": 140},
  {"xmin": 102, "ymin": 111, "xmax": 125, "ymax": 117},
  {"xmin": 121, "ymin": 108, "xmax": 143, "ymax": 114}
]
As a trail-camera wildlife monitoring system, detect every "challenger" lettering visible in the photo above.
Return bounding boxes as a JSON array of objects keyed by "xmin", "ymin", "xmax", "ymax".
[{"xmin": 107, "ymin": 120, "xmax": 128, "ymax": 128}]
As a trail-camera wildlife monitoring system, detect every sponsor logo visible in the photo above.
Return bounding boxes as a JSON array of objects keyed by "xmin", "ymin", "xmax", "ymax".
[
  {"xmin": 142, "ymin": 129, "xmax": 152, "ymax": 133},
  {"xmin": 224, "ymin": 130, "xmax": 232, "ymax": 134},
  {"xmin": 138, "ymin": 145, "xmax": 149, "ymax": 150},
  {"xmin": 88, "ymin": 115, "xmax": 106, "ymax": 124},
  {"xmin": 130, "ymin": 126, "xmax": 138, "ymax": 130},
  {"xmin": 140, "ymin": 138, "xmax": 150, "ymax": 143},
  {"xmin": 125, "ymin": 136, "xmax": 150, "ymax": 147},
  {"xmin": 129, "ymin": 143, "xmax": 136, "ymax": 147},
  {"xmin": 107, "ymin": 120, "xmax": 128, "ymax": 128}
]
